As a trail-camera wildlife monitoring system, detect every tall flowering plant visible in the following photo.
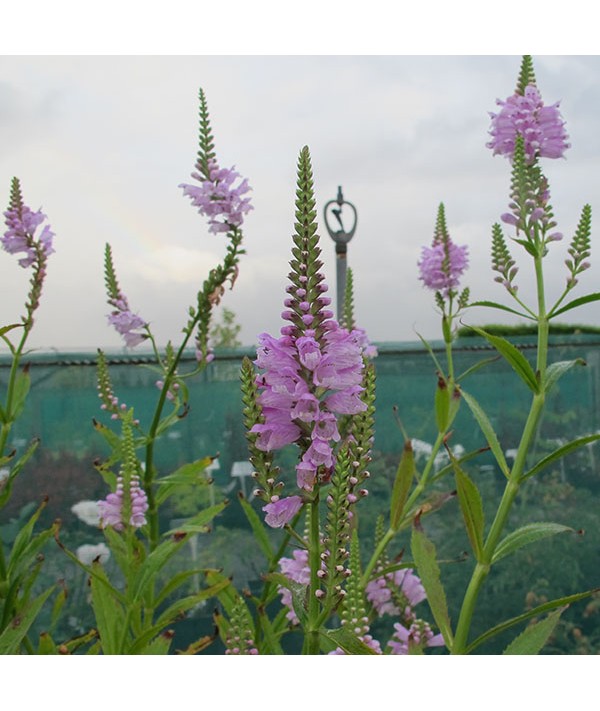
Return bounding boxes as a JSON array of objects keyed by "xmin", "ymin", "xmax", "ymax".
[
  {"xmin": 407, "ymin": 55, "xmax": 599, "ymax": 655},
  {"xmin": 54, "ymin": 89, "xmax": 251, "ymax": 654},
  {"xmin": 203, "ymin": 147, "xmax": 442, "ymax": 655},
  {"xmin": 0, "ymin": 180, "xmax": 64, "ymax": 653}
]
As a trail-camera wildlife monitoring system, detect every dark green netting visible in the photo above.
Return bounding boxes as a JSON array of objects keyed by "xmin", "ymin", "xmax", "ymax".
[{"xmin": 2, "ymin": 336, "xmax": 599, "ymax": 653}]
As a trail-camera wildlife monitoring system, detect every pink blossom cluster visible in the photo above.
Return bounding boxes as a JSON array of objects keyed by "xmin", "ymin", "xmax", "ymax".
[
  {"xmin": 107, "ymin": 294, "xmax": 147, "ymax": 348},
  {"xmin": 366, "ymin": 568, "xmax": 426, "ymax": 616},
  {"xmin": 277, "ymin": 548, "xmax": 311, "ymax": 624},
  {"xmin": 253, "ymin": 326, "xmax": 366, "ymax": 489},
  {"xmin": 97, "ymin": 474, "xmax": 149, "ymax": 531},
  {"xmin": 418, "ymin": 239, "xmax": 469, "ymax": 296},
  {"xmin": 180, "ymin": 159, "xmax": 253, "ymax": 234},
  {"xmin": 2, "ymin": 203, "xmax": 54, "ymax": 268},
  {"xmin": 487, "ymin": 84, "xmax": 570, "ymax": 163},
  {"xmin": 388, "ymin": 620, "xmax": 445, "ymax": 655}
]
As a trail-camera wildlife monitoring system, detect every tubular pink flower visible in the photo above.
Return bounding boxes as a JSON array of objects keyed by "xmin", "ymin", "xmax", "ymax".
[
  {"xmin": 388, "ymin": 621, "xmax": 445, "ymax": 655},
  {"xmin": 366, "ymin": 568, "xmax": 426, "ymax": 617},
  {"xmin": 262, "ymin": 496, "xmax": 303, "ymax": 528},
  {"xmin": 487, "ymin": 84, "xmax": 570, "ymax": 163},
  {"xmin": 98, "ymin": 474, "xmax": 148, "ymax": 531},
  {"xmin": 418, "ymin": 240, "xmax": 469, "ymax": 296},
  {"xmin": 180, "ymin": 159, "xmax": 253, "ymax": 234},
  {"xmin": 2, "ymin": 203, "xmax": 54, "ymax": 268},
  {"xmin": 107, "ymin": 295, "xmax": 147, "ymax": 347}
]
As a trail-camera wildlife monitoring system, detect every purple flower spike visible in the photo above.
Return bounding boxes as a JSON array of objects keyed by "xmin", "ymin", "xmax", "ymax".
[
  {"xmin": 262, "ymin": 495, "xmax": 303, "ymax": 528},
  {"xmin": 98, "ymin": 474, "xmax": 148, "ymax": 531},
  {"xmin": 107, "ymin": 296, "xmax": 147, "ymax": 348},
  {"xmin": 418, "ymin": 240, "xmax": 469, "ymax": 296},
  {"xmin": 2, "ymin": 202, "xmax": 54, "ymax": 268},
  {"xmin": 487, "ymin": 84, "xmax": 570, "ymax": 163},
  {"xmin": 180, "ymin": 159, "xmax": 253, "ymax": 235}
]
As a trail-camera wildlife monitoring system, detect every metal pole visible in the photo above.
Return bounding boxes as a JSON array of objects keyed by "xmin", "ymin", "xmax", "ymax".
[{"xmin": 323, "ymin": 186, "xmax": 358, "ymax": 321}]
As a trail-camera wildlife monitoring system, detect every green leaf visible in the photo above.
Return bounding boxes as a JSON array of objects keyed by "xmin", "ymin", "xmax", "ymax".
[
  {"xmin": 465, "ymin": 300, "xmax": 534, "ymax": 320},
  {"xmin": 257, "ymin": 608, "xmax": 285, "ymax": 655},
  {"xmin": 544, "ymin": 358, "xmax": 586, "ymax": 394},
  {"xmin": 390, "ymin": 439, "xmax": 416, "ymax": 531},
  {"xmin": 37, "ymin": 631, "xmax": 58, "ymax": 655},
  {"xmin": 513, "ymin": 237, "xmax": 540, "ymax": 257},
  {"xmin": 154, "ymin": 577, "xmax": 232, "ymax": 630},
  {"xmin": 161, "ymin": 501, "xmax": 227, "ymax": 535},
  {"xmin": 0, "ymin": 586, "xmax": 55, "ymax": 654},
  {"xmin": 414, "ymin": 330, "xmax": 444, "ymax": 373},
  {"xmin": 411, "ymin": 527, "xmax": 453, "ymax": 650},
  {"xmin": 154, "ymin": 568, "xmax": 207, "ymax": 608},
  {"xmin": 8, "ymin": 499, "xmax": 52, "ymax": 575},
  {"xmin": 466, "ymin": 325, "xmax": 539, "ymax": 393},
  {"xmin": 0, "ymin": 438, "xmax": 39, "ymax": 508},
  {"xmin": 138, "ymin": 631, "xmax": 174, "ymax": 655},
  {"xmin": 130, "ymin": 535, "xmax": 189, "ymax": 601},
  {"xmin": 456, "ymin": 355, "xmax": 501, "ymax": 382},
  {"xmin": 453, "ymin": 461, "xmax": 485, "ymax": 561},
  {"xmin": 204, "ymin": 569, "xmax": 237, "ymax": 616},
  {"xmin": 465, "ymin": 589, "xmax": 598, "ymax": 654},
  {"xmin": 503, "ymin": 607, "xmax": 565, "ymax": 655},
  {"xmin": 522, "ymin": 433, "xmax": 600, "ymax": 481},
  {"xmin": 155, "ymin": 455, "xmax": 214, "ymax": 505},
  {"xmin": 434, "ymin": 378, "xmax": 450, "ymax": 432},
  {"xmin": 320, "ymin": 626, "xmax": 379, "ymax": 655},
  {"xmin": 89, "ymin": 561, "xmax": 126, "ymax": 655},
  {"xmin": 10, "ymin": 369, "xmax": 31, "ymax": 421},
  {"xmin": 175, "ymin": 633, "xmax": 216, "ymax": 655},
  {"xmin": 237, "ymin": 492, "xmax": 275, "ymax": 562},
  {"xmin": 462, "ymin": 390, "xmax": 510, "ymax": 478},
  {"xmin": 492, "ymin": 522, "xmax": 576, "ymax": 565},
  {"xmin": 264, "ymin": 572, "xmax": 308, "ymax": 629},
  {"xmin": 549, "ymin": 292, "xmax": 600, "ymax": 319}
]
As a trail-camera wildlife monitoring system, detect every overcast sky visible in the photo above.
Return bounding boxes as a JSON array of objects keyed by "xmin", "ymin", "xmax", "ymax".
[{"xmin": 2, "ymin": 54, "xmax": 600, "ymax": 352}]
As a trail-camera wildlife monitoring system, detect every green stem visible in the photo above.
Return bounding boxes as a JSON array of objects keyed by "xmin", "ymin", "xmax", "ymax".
[
  {"xmin": 144, "ymin": 328, "xmax": 197, "ymax": 550},
  {"xmin": 452, "ymin": 255, "xmax": 549, "ymax": 654},
  {"xmin": 360, "ymin": 430, "xmax": 446, "ymax": 587},
  {"xmin": 0, "ymin": 329, "xmax": 27, "ymax": 455},
  {"xmin": 305, "ymin": 496, "xmax": 322, "ymax": 655}
]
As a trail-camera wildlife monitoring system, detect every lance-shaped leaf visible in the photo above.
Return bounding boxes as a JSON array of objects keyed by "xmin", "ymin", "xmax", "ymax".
[
  {"xmin": 462, "ymin": 390, "xmax": 510, "ymax": 478},
  {"xmin": 450, "ymin": 454, "xmax": 485, "ymax": 561},
  {"xmin": 138, "ymin": 630, "xmax": 176, "ymax": 655},
  {"xmin": 435, "ymin": 376, "xmax": 450, "ymax": 432},
  {"xmin": 503, "ymin": 607, "xmax": 566, "ymax": 655},
  {"xmin": 0, "ymin": 586, "xmax": 55, "ymax": 654},
  {"xmin": 238, "ymin": 491, "xmax": 275, "ymax": 563},
  {"xmin": 544, "ymin": 358, "xmax": 586, "ymax": 395},
  {"xmin": 257, "ymin": 608, "xmax": 285, "ymax": 655},
  {"xmin": 176, "ymin": 633, "xmax": 216, "ymax": 655},
  {"xmin": 465, "ymin": 325, "xmax": 539, "ymax": 392},
  {"xmin": 390, "ymin": 439, "xmax": 416, "ymax": 531},
  {"xmin": 466, "ymin": 300, "xmax": 535, "ymax": 320},
  {"xmin": 522, "ymin": 433, "xmax": 600, "ymax": 481},
  {"xmin": 162, "ymin": 501, "xmax": 228, "ymax": 535},
  {"xmin": 411, "ymin": 527, "xmax": 453, "ymax": 650},
  {"xmin": 10, "ymin": 368, "xmax": 31, "ymax": 421},
  {"xmin": 548, "ymin": 292, "xmax": 600, "ymax": 319},
  {"xmin": 264, "ymin": 571, "xmax": 308, "ymax": 629},
  {"xmin": 155, "ymin": 456, "xmax": 214, "ymax": 504},
  {"xmin": 130, "ymin": 535, "xmax": 189, "ymax": 601},
  {"xmin": 492, "ymin": 522, "xmax": 576, "ymax": 565},
  {"xmin": 204, "ymin": 569, "xmax": 238, "ymax": 616},
  {"xmin": 465, "ymin": 589, "xmax": 598, "ymax": 654},
  {"xmin": 89, "ymin": 562, "xmax": 126, "ymax": 655},
  {"xmin": 320, "ymin": 626, "xmax": 379, "ymax": 655}
]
